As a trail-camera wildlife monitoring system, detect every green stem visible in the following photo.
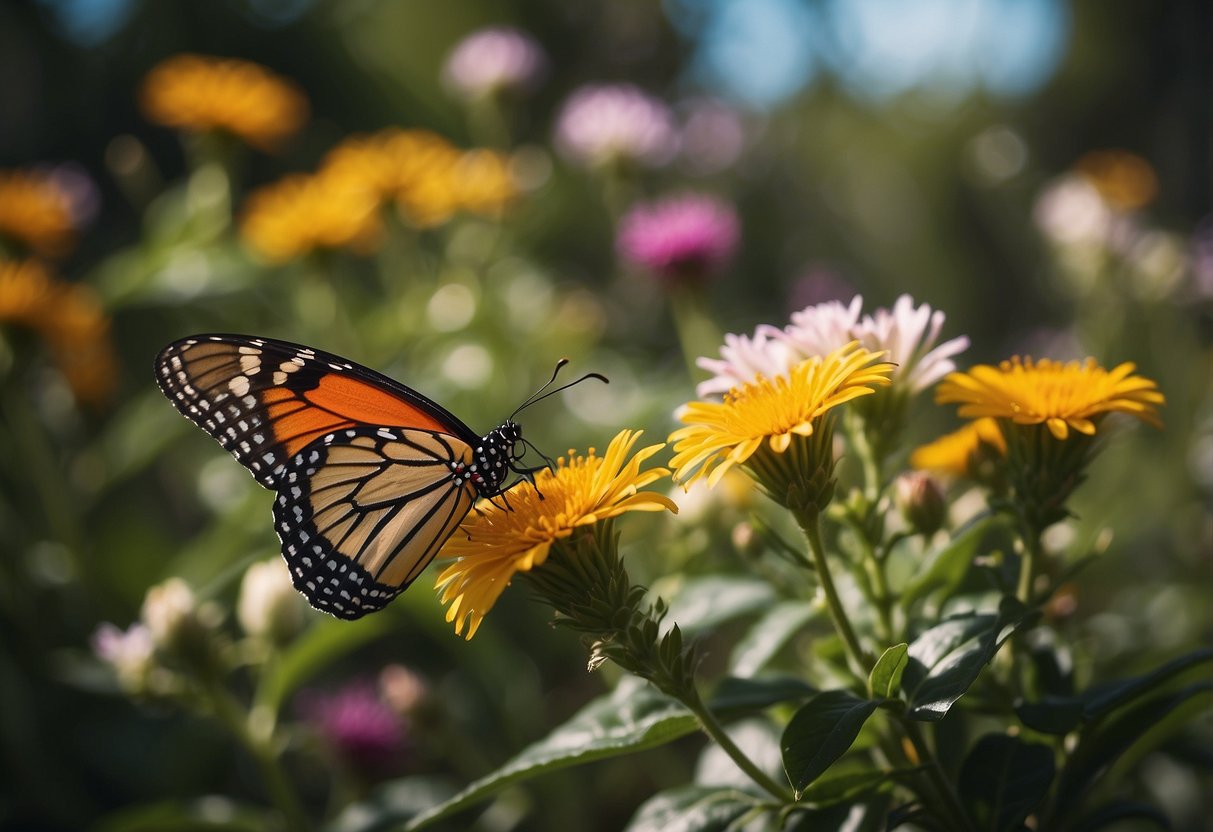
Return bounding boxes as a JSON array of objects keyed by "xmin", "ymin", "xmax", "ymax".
[
  {"xmin": 1016, "ymin": 524, "xmax": 1044, "ymax": 605},
  {"xmin": 901, "ymin": 719, "xmax": 972, "ymax": 832},
  {"xmin": 681, "ymin": 689, "xmax": 793, "ymax": 803},
  {"xmin": 800, "ymin": 512, "xmax": 871, "ymax": 677},
  {"xmin": 207, "ymin": 682, "xmax": 310, "ymax": 830}
]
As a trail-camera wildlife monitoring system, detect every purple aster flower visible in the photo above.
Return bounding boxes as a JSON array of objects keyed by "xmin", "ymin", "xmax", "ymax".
[
  {"xmin": 554, "ymin": 83, "xmax": 677, "ymax": 169},
  {"xmin": 300, "ymin": 681, "xmax": 408, "ymax": 773},
  {"xmin": 443, "ymin": 26, "xmax": 547, "ymax": 100},
  {"xmin": 616, "ymin": 193, "xmax": 739, "ymax": 284}
]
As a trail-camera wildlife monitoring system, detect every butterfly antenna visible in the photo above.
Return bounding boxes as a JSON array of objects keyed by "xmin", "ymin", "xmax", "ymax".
[{"xmin": 510, "ymin": 359, "xmax": 609, "ymax": 420}]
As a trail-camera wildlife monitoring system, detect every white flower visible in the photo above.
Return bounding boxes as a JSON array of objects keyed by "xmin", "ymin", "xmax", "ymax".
[
  {"xmin": 695, "ymin": 294, "xmax": 966, "ymax": 398},
  {"xmin": 238, "ymin": 559, "xmax": 304, "ymax": 644},
  {"xmin": 92, "ymin": 622, "xmax": 155, "ymax": 691},
  {"xmin": 140, "ymin": 577, "xmax": 196, "ymax": 650},
  {"xmin": 1033, "ymin": 174, "xmax": 1113, "ymax": 247},
  {"xmin": 554, "ymin": 84, "xmax": 678, "ymax": 169},
  {"xmin": 442, "ymin": 26, "xmax": 547, "ymax": 100},
  {"xmin": 777, "ymin": 295, "xmax": 865, "ymax": 358},
  {"xmin": 853, "ymin": 295, "xmax": 970, "ymax": 393},
  {"xmin": 695, "ymin": 329, "xmax": 795, "ymax": 398}
]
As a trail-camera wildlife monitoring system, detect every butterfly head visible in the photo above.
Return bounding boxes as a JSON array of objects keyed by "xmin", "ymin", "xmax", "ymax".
[{"xmin": 472, "ymin": 420, "xmax": 527, "ymax": 497}]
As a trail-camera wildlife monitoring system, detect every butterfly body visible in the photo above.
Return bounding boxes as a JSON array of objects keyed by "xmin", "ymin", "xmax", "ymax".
[{"xmin": 155, "ymin": 334, "xmax": 523, "ymax": 619}]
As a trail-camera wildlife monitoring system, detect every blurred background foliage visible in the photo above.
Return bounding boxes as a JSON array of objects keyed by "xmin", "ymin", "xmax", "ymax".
[{"xmin": 0, "ymin": 0, "xmax": 1210, "ymax": 830}]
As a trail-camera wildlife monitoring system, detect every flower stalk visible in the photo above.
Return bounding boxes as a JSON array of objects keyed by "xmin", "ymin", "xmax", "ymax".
[{"xmin": 797, "ymin": 509, "xmax": 871, "ymax": 677}]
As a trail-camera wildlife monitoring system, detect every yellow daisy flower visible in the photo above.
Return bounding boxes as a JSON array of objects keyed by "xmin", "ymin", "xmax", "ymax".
[
  {"xmin": 139, "ymin": 54, "xmax": 308, "ymax": 150},
  {"xmin": 0, "ymin": 170, "xmax": 76, "ymax": 257},
  {"xmin": 669, "ymin": 342, "xmax": 895, "ymax": 489},
  {"xmin": 935, "ymin": 357, "xmax": 1164, "ymax": 441},
  {"xmin": 436, "ymin": 430, "xmax": 677, "ymax": 639},
  {"xmin": 910, "ymin": 417, "xmax": 1006, "ymax": 478},
  {"xmin": 320, "ymin": 129, "xmax": 461, "ymax": 203},
  {"xmin": 239, "ymin": 173, "xmax": 382, "ymax": 263}
]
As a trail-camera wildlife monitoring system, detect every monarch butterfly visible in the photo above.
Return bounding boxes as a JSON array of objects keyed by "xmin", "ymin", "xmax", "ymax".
[{"xmin": 155, "ymin": 334, "xmax": 601, "ymax": 620}]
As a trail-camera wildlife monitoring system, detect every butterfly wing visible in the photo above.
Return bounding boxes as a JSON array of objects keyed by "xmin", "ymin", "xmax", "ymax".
[
  {"xmin": 274, "ymin": 425, "xmax": 478, "ymax": 619},
  {"xmin": 155, "ymin": 334, "xmax": 479, "ymax": 488}
]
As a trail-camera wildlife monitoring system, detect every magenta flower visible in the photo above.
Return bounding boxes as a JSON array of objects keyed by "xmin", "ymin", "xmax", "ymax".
[
  {"xmin": 554, "ymin": 83, "xmax": 677, "ymax": 169},
  {"xmin": 443, "ymin": 26, "xmax": 547, "ymax": 99},
  {"xmin": 616, "ymin": 193, "xmax": 740, "ymax": 284},
  {"xmin": 300, "ymin": 681, "xmax": 408, "ymax": 773}
]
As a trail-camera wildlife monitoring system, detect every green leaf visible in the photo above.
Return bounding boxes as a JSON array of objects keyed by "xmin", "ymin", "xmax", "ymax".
[
  {"xmin": 729, "ymin": 600, "xmax": 816, "ymax": 677},
  {"xmin": 406, "ymin": 679, "xmax": 698, "ymax": 830},
  {"xmin": 257, "ymin": 613, "xmax": 396, "ymax": 713},
  {"xmin": 1015, "ymin": 647, "xmax": 1213, "ymax": 735},
  {"xmin": 624, "ymin": 786, "xmax": 761, "ymax": 832},
  {"xmin": 957, "ymin": 734, "xmax": 1054, "ymax": 832},
  {"xmin": 901, "ymin": 515, "xmax": 1002, "ymax": 610},
  {"xmin": 1081, "ymin": 647, "xmax": 1213, "ymax": 720},
  {"xmin": 902, "ymin": 608, "xmax": 1021, "ymax": 721},
  {"xmin": 1015, "ymin": 696, "xmax": 1086, "ymax": 735},
  {"xmin": 781, "ymin": 690, "xmax": 883, "ymax": 793},
  {"xmin": 1051, "ymin": 682, "xmax": 1213, "ymax": 825},
  {"xmin": 709, "ymin": 676, "xmax": 815, "ymax": 713},
  {"xmin": 798, "ymin": 768, "xmax": 897, "ymax": 808},
  {"xmin": 665, "ymin": 575, "xmax": 777, "ymax": 635},
  {"xmin": 868, "ymin": 643, "xmax": 909, "ymax": 699}
]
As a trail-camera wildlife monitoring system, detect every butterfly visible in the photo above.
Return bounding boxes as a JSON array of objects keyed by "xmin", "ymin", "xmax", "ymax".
[{"xmin": 155, "ymin": 334, "xmax": 600, "ymax": 620}]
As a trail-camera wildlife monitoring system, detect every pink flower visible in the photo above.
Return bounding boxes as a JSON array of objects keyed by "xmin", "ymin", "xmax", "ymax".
[
  {"xmin": 554, "ymin": 84, "xmax": 677, "ymax": 168},
  {"xmin": 300, "ymin": 681, "xmax": 407, "ymax": 773},
  {"xmin": 443, "ymin": 26, "xmax": 547, "ymax": 99},
  {"xmin": 616, "ymin": 193, "xmax": 739, "ymax": 284}
]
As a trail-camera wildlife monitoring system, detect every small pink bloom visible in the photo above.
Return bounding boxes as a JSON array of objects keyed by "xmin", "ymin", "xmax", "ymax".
[
  {"xmin": 554, "ymin": 84, "xmax": 677, "ymax": 168},
  {"xmin": 616, "ymin": 193, "xmax": 739, "ymax": 284},
  {"xmin": 300, "ymin": 681, "xmax": 408, "ymax": 773},
  {"xmin": 443, "ymin": 26, "xmax": 547, "ymax": 99}
]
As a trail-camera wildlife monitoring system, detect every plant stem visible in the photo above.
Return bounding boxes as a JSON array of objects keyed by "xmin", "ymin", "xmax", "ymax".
[
  {"xmin": 800, "ymin": 512, "xmax": 871, "ymax": 677},
  {"xmin": 1016, "ymin": 523, "xmax": 1044, "ymax": 605},
  {"xmin": 901, "ymin": 718, "xmax": 972, "ymax": 832},
  {"xmin": 207, "ymin": 682, "xmax": 310, "ymax": 830},
  {"xmin": 681, "ymin": 689, "xmax": 794, "ymax": 803}
]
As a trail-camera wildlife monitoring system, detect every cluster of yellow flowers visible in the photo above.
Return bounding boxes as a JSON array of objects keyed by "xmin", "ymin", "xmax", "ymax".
[
  {"xmin": 139, "ymin": 53, "xmax": 309, "ymax": 151},
  {"xmin": 0, "ymin": 259, "xmax": 117, "ymax": 405},
  {"xmin": 239, "ymin": 129, "xmax": 517, "ymax": 263}
]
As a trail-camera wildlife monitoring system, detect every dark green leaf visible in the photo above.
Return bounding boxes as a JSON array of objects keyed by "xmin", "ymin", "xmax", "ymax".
[
  {"xmin": 729, "ymin": 600, "xmax": 816, "ymax": 677},
  {"xmin": 901, "ymin": 515, "xmax": 1002, "ymax": 610},
  {"xmin": 903, "ymin": 606, "xmax": 1024, "ymax": 721},
  {"xmin": 781, "ymin": 690, "xmax": 883, "ymax": 792},
  {"xmin": 957, "ymin": 734, "xmax": 1054, "ymax": 832},
  {"xmin": 625, "ymin": 786, "xmax": 761, "ymax": 832},
  {"xmin": 1066, "ymin": 801, "xmax": 1172, "ymax": 832},
  {"xmin": 1081, "ymin": 647, "xmax": 1213, "ymax": 720},
  {"xmin": 1015, "ymin": 696, "xmax": 1085, "ymax": 735},
  {"xmin": 709, "ymin": 675, "xmax": 815, "ymax": 713},
  {"xmin": 868, "ymin": 643, "xmax": 909, "ymax": 699},
  {"xmin": 1051, "ymin": 682, "xmax": 1213, "ymax": 825},
  {"xmin": 406, "ymin": 679, "xmax": 697, "ymax": 830},
  {"xmin": 666, "ymin": 575, "xmax": 777, "ymax": 635},
  {"xmin": 798, "ymin": 768, "xmax": 896, "ymax": 807}
]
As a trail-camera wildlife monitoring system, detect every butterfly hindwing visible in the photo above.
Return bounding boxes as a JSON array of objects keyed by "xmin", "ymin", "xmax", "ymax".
[
  {"xmin": 155, "ymin": 334, "xmax": 478, "ymax": 488},
  {"xmin": 273, "ymin": 425, "xmax": 479, "ymax": 619}
]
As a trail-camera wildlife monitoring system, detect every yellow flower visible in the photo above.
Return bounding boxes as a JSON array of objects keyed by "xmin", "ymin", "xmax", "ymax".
[
  {"xmin": 0, "ymin": 259, "xmax": 117, "ymax": 406},
  {"xmin": 1075, "ymin": 149, "xmax": 1158, "ymax": 212},
  {"xmin": 670, "ymin": 342, "xmax": 895, "ymax": 489},
  {"xmin": 446, "ymin": 149, "xmax": 517, "ymax": 219},
  {"xmin": 321, "ymin": 129, "xmax": 461, "ymax": 201},
  {"xmin": 435, "ymin": 430, "xmax": 677, "ymax": 639},
  {"xmin": 139, "ymin": 54, "xmax": 308, "ymax": 150},
  {"xmin": 0, "ymin": 169, "xmax": 76, "ymax": 257},
  {"xmin": 910, "ymin": 418, "xmax": 1006, "ymax": 478},
  {"xmin": 935, "ymin": 357, "xmax": 1163, "ymax": 441},
  {"xmin": 239, "ymin": 173, "xmax": 382, "ymax": 263}
]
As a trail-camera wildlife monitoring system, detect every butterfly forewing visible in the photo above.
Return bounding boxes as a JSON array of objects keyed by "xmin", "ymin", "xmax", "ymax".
[
  {"xmin": 155, "ymin": 335, "xmax": 475, "ymax": 488},
  {"xmin": 273, "ymin": 426, "xmax": 478, "ymax": 618}
]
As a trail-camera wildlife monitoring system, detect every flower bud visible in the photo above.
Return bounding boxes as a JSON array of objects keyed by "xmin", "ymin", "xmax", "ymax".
[
  {"xmin": 895, "ymin": 471, "xmax": 946, "ymax": 537},
  {"xmin": 237, "ymin": 559, "xmax": 304, "ymax": 646},
  {"xmin": 92, "ymin": 622, "xmax": 155, "ymax": 693},
  {"xmin": 141, "ymin": 578, "xmax": 197, "ymax": 650}
]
